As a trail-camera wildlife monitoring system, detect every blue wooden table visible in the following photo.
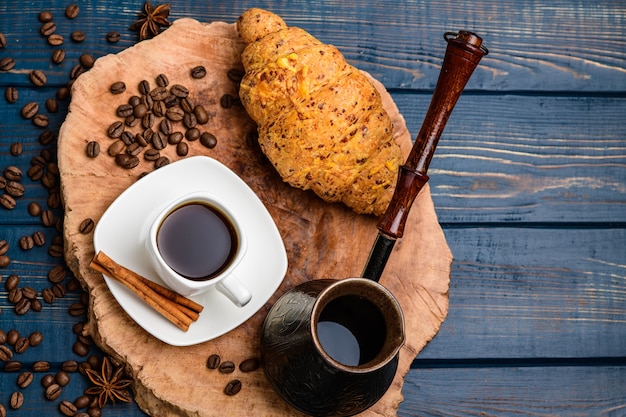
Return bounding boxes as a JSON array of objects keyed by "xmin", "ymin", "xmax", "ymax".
[{"xmin": 1, "ymin": 1, "xmax": 625, "ymax": 416}]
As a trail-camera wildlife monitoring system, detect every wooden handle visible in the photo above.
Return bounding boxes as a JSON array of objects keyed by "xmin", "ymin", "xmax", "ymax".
[{"xmin": 378, "ymin": 31, "xmax": 488, "ymax": 238}]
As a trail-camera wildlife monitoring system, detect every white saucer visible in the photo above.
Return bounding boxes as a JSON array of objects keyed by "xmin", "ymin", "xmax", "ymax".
[{"xmin": 93, "ymin": 156, "xmax": 288, "ymax": 346}]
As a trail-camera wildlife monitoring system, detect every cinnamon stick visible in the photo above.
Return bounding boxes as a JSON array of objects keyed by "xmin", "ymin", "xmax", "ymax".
[{"xmin": 90, "ymin": 251, "xmax": 204, "ymax": 332}]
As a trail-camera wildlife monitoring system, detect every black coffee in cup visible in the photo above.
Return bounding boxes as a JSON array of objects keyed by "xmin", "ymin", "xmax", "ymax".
[{"xmin": 156, "ymin": 202, "xmax": 238, "ymax": 281}]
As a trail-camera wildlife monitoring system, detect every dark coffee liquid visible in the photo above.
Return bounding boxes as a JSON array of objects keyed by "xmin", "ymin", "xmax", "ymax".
[
  {"xmin": 316, "ymin": 295, "xmax": 386, "ymax": 366},
  {"xmin": 156, "ymin": 202, "xmax": 237, "ymax": 281}
]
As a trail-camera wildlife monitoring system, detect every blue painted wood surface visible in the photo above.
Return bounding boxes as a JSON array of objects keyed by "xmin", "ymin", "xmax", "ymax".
[{"xmin": 1, "ymin": 0, "xmax": 624, "ymax": 416}]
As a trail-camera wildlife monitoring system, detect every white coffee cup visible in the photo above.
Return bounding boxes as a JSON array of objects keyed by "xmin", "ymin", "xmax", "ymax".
[{"xmin": 146, "ymin": 191, "xmax": 252, "ymax": 307}]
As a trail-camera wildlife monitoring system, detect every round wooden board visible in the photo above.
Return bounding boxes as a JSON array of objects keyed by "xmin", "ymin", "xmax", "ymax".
[{"xmin": 58, "ymin": 18, "xmax": 451, "ymax": 417}]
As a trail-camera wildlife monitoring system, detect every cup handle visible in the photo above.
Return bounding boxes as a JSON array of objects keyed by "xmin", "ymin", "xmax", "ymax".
[{"xmin": 216, "ymin": 274, "xmax": 252, "ymax": 307}]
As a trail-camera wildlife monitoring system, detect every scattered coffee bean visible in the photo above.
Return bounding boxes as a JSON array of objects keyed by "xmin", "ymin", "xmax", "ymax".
[
  {"xmin": 48, "ymin": 244, "xmax": 64, "ymax": 257},
  {"xmin": 71, "ymin": 30, "xmax": 86, "ymax": 42},
  {"xmin": 6, "ymin": 181, "xmax": 25, "ymax": 197},
  {"xmin": 154, "ymin": 156, "xmax": 169, "ymax": 169},
  {"xmin": 144, "ymin": 149, "xmax": 160, "ymax": 161},
  {"xmin": 47, "ymin": 33, "xmax": 64, "ymax": 46},
  {"xmin": 8, "ymin": 287, "xmax": 23, "ymax": 304},
  {"xmin": 0, "ymin": 194, "xmax": 16, "ymax": 209},
  {"xmin": 40, "ymin": 21, "xmax": 57, "ymax": 36},
  {"xmin": 10, "ymin": 142, "xmax": 23, "ymax": 155},
  {"xmin": 200, "ymin": 132, "xmax": 217, "ymax": 149},
  {"xmin": 55, "ymin": 370, "xmax": 71, "ymax": 386},
  {"xmin": 185, "ymin": 127, "xmax": 200, "ymax": 141},
  {"xmin": 33, "ymin": 113, "xmax": 50, "ymax": 127},
  {"xmin": 0, "ymin": 329, "xmax": 6, "ymax": 343},
  {"xmin": 207, "ymin": 354, "xmax": 221, "ymax": 369},
  {"xmin": 48, "ymin": 265, "xmax": 67, "ymax": 283},
  {"xmin": 22, "ymin": 286, "xmax": 37, "ymax": 299},
  {"xmin": 46, "ymin": 97, "xmax": 59, "ymax": 113},
  {"xmin": 107, "ymin": 121, "xmax": 125, "ymax": 138},
  {"xmin": 0, "ymin": 57, "xmax": 16, "ymax": 71},
  {"xmin": 42, "ymin": 209, "xmax": 55, "ymax": 226},
  {"xmin": 30, "ymin": 69, "xmax": 47, "ymax": 86},
  {"xmin": 74, "ymin": 394, "xmax": 91, "ymax": 409},
  {"xmin": 0, "ymin": 345, "xmax": 12, "ymax": 361},
  {"xmin": 85, "ymin": 141, "xmax": 100, "ymax": 158},
  {"xmin": 5, "ymin": 274, "xmax": 18, "ymax": 290},
  {"xmin": 29, "ymin": 331, "xmax": 44, "ymax": 346},
  {"xmin": 156, "ymin": 73, "xmax": 169, "ymax": 87},
  {"xmin": 60, "ymin": 400, "xmax": 78, "ymax": 416},
  {"xmin": 21, "ymin": 101, "xmax": 39, "ymax": 119},
  {"xmin": 70, "ymin": 64, "xmax": 84, "ymax": 80},
  {"xmin": 39, "ymin": 129, "xmax": 56, "ymax": 145},
  {"xmin": 41, "ymin": 373, "xmax": 55, "ymax": 387},
  {"xmin": 57, "ymin": 86, "xmax": 70, "ymax": 100},
  {"xmin": 224, "ymin": 379, "xmax": 242, "ymax": 396},
  {"xmin": 7, "ymin": 330, "xmax": 19, "ymax": 345},
  {"xmin": 14, "ymin": 298, "xmax": 31, "ymax": 315},
  {"xmin": 218, "ymin": 361, "xmax": 235, "ymax": 373},
  {"xmin": 0, "ymin": 404, "xmax": 5, "ymax": 417},
  {"xmin": 106, "ymin": 31, "xmax": 121, "ymax": 43},
  {"xmin": 61, "ymin": 360, "xmax": 78, "ymax": 373},
  {"xmin": 110, "ymin": 81, "xmax": 126, "ymax": 94},
  {"xmin": 117, "ymin": 103, "xmax": 134, "ymax": 117},
  {"xmin": 170, "ymin": 84, "xmax": 189, "ymax": 98},
  {"xmin": 227, "ymin": 68, "xmax": 245, "ymax": 83},
  {"xmin": 5, "ymin": 166, "xmax": 22, "ymax": 180},
  {"xmin": 5, "ymin": 86, "xmax": 18, "ymax": 103},
  {"xmin": 152, "ymin": 131, "xmax": 167, "ymax": 150},
  {"xmin": 31, "ymin": 298, "xmax": 43, "ymax": 312},
  {"xmin": 32, "ymin": 231, "xmax": 45, "ymax": 246},
  {"xmin": 14, "ymin": 336, "xmax": 29, "ymax": 352},
  {"xmin": 17, "ymin": 371, "xmax": 34, "ymax": 388},
  {"xmin": 73, "ymin": 340, "xmax": 89, "ymax": 356},
  {"xmin": 150, "ymin": 86, "xmax": 168, "ymax": 101},
  {"xmin": 180, "ymin": 97, "xmax": 194, "ymax": 113},
  {"xmin": 220, "ymin": 93, "xmax": 235, "ymax": 108},
  {"xmin": 0, "ymin": 32, "xmax": 6, "ymax": 48},
  {"xmin": 183, "ymin": 112, "xmax": 197, "ymax": 129},
  {"xmin": 239, "ymin": 357, "xmax": 260, "ymax": 372},
  {"xmin": 52, "ymin": 49, "xmax": 66, "ymax": 64},
  {"xmin": 42, "ymin": 288, "xmax": 55, "ymax": 303},
  {"xmin": 79, "ymin": 218, "xmax": 95, "ymax": 234},
  {"xmin": 115, "ymin": 153, "xmax": 139, "ymax": 169},
  {"xmin": 19, "ymin": 235, "xmax": 34, "ymax": 250},
  {"xmin": 166, "ymin": 107, "xmax": 184, "ymax": 121},
  {"xmin": 10, "ymin": 391, "xmax": 24, "ymax": 409},
  {"xmin": 108, "ymin": 139, "xmax": 125, "ymax": 156},
  {"xmin": 33, "ymin": 361, "xmax": 51, "ymax": 372},
  {"xmin": 176, "ymin": 141, "xmax": 188, "ymax": 156},
  {"xmin": 0, "ymin": 254, "xmax": 12, "ymax": 266},
  {"xmin": 65, "ymin": 4, "xmax": 80, "ymax": 19},
  {"xmin": 45, "ymin": 383, "xmax": 62, "ymax": 400},
  {"xmin": 68, "ymin": 302, "xmax": 86, "ymax": 316},
  {"xmin": 0, "ymin": 239, "xmax": 9, "ymax": 255},
  {"xmin": 191, "ymin": 65, "xmax": 207, "ymax": 79},
  {"xmin": 4, "ymin": 361, "xmax": 22, "ymax": 372}
]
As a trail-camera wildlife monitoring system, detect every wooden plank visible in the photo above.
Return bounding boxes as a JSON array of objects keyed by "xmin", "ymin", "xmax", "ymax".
[
  {"xmin": 398, "ymin": 366, "xmax": 626, "ymax": 417},
  {"xmin": 418, "ymin": 227, "xmax": 626, "ymax": 359},
  {"xmin": 0, "ymin": 0, "xmax": 624, "ymax": 91}
]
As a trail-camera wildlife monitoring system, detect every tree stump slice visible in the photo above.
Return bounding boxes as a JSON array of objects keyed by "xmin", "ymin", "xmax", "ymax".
[{"xmin": 58, "ymin": 18, "xmax": 451, "ymax": 417}]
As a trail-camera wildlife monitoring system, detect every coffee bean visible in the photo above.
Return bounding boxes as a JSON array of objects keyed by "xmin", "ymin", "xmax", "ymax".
[
  {"xmin": 0, "ymin": 329, "xmax": 6, "ymax": 343},
  {"xmin": 125, "ymin": 115, "xmax": 140, "ymax": 127},
  {"xmin": 166, "ymin": 107, "xmax": 184, "ymax": 122},
  {"xmin": 4, "ymin": 361, "xmax": 22, "ymax": 372},
  {"xmin": 141, "ymin": 93, "xmax": 154, "ymax": 109},
  {"xmin": 47, "ymin": 33, "xmax": 64, "ymax": 46},
  {"xmin": 168, "ymin": 131, "xmax": 183, "ymax": 145},
  {"xmin": 69, "ymin": 302, "xmax": 86, "ymax": 316},
  {"xmin": 39, "ymin": 129, "xmax": 56, "ymax": 145},
  {"xmin": 57, "ymin": 86, "xmax": 70, "ymax": 100},
  {"xmin": 71, "ymin": 30, "xmax": 86, "ymax": 42},
  {"xmin": 31, "ymin": 298, "xmax": 43, "ymax": 312},
  {"xmin": 48, "ymin": 244, "xmax": 64, "ymax": 258},
  {"xmin": 0, "ymin": 345, "xmax": 12, "ymax": 361},
  {"xmin": 239, "ymin": 357, "xmax": 260, "ymax": 372},
  {"xmin": 42, "ymin": 209, "xmax": 55, "ymax": 226},
  {"xmin": 39, "ymin": 10, "xmax": 53, "ymax": 22},
  {"xmin": 10, "ymin": 142, "xmax": 22, "ymax": 156},
  {"xmin": 5, "ymin": 274, "xmax": 18, "ymax": 290},
  {"xmin": 45, "ymin": 383, "xmax": 62, "ymax": 400},
  {"xmin": 51, "ymin": 49, "xmax": 66, "ymax": 64},
  {"xmin": 33, "ymin": 361, "xmax": 51, "ymax": 372},
  {"xmin": 224, "ymin": 379, "xmax": 242, "ymax": 396},
  {"xmin": 190, "ymin": 65, "xmax": 206, "ymax": 79},
  {"xmin": 21, "ymin": 101, "xmax": 39, "ymax": 119},
  {"xmin": 220, "ymin": 94, "xmax": 235, "ymax": 108},
  {"xmin": 106, "ymin": 31, "xmax": 121, "ymax": 43},
  {"xmin": 150, "ymin": 86, "xmax": 168, "ymax": 101},
  {"xmin": 6, "ymin": 180, "xmax": 25, "ymax": 197},
  {"xmin": 40, "ymin": 21, "xmax": 57, "ymax": 36},
  {"xmin": 176, "ymin": 141, "xmax": 188, "ymax": 156},
  {"xmin": 152, "ymin": 131, "xmax": 167, "ymax": 150},
  {"xmin": 8, "ymin": 287, "xmax": 23, "ymax": 303},
  {"xmin": 156, "ymin": 73, "xmax": 169, "ymax": 87},
  {"xmin": 14, "ymin": 298, "xmax": 31, "ymax": 315},
  {"xmin": 121, "ymin": 132, "xmax": 135, "ymax": 147},
  {"xmin": 61, "ymin": 360, "xmax": 79, "ymax": 373},
  {"xmin": 227, "ymin": 68, "xmax": 245, "ymax": 83},
  {"xmin": 41, "ymin": 373, "xmax": 55, "ymax": 387},
  {"xmin": 138, "ymin": 79, "xmax": 150, "ymax": 95},
  {"xmin": 22, "ymin": 286, "xmax": 37, "ymax": 299},
  {"xmin": 17, "ymin": 371, "xmax": 34, "ymax": 388},
  {"xmin": 87, "ymin": 407, "xmax": 102, "ymax": 417},
  {"xmin": 5, "ymin": 86, "xmax": 18, "ymax": 103},
  {"xmin": 0, "ymin": 254, "xmax": 12, "ymax": 266},
  {"xmin": 110, "ymin": 81, "xmax": 126, "ymax": 94},
  {"xmin": 86, "ymin": 141, "xmax": 100, "ymax": 158},
  {"xmin": 48, "ymin": 265, "xmax": 67, "ymax": 283},
  {"xmin": 32, "ymin": 231, "xmax": 45, "ymax": 246},
  {"xmin": 27, "ymin": 164, "xmax": 43, "ymax": 181},
  {"xmin": 79, "ymin": 218, "xmax": 95, "ymax": 234},
  {"xmin": 42, "ymin": 288, "xmax": 55, "ymax": 303},
  {"xmin": 65, "ymin": 4, "xmax": 80, "ymax": 19},
  {"xmin": 60, "ymin": 400, "xmax": 78, "ymax": 416},
  {"xmin": 117, "ymin": 103, "xmax": 134, "ymax": 117},
  {"xmin": 46, "ymin": 97, "xmax": 59, "ymax": 113},
  {"xmin": 0, "ymin": 239, "xmax": 9, "ymax": 255},
  {"xmin": 7, "ymin": 330, "xmax": 19, "ymax": 345},
  {"xmin": 41, "ymin": 171, "xmax": 57, "ymax": 188},
  {"xmin": 19, "ymin": 235, "xmax": 34, "ymax": 251},
  {"xmin": 206, "ymin": 354, "xmax": 221, "ymax": 369},
  {"xmin": 10, "ymin": 391, "xmax": 24, "ymax": 409},
  {"xmin": 0, "ymin": 404, "xmax": 5, "ymax": 417},
  {"xmin": 0, "ymin": 32, "xmax": 6, "ymax": 48},
  {"xmin": 152, "ymin": 100, "xmax": 166, "ymax": 117},
  {"xmin": 142, "ymin": 113, "xmax": 155, "ymax": 129},
  {"xmin": 72, "ymin": 340, "xmax": 89, "ymax": 357},
  {"xmin": 0, "ymin": 193, "xmax": 16, "ymax": 209},
  {"xmin": 29, "ymin": 331, "xmax": 44, "ymax": 346},
  {"xmin": 144, "ymin": 149, "xmax": 160, "ymax": 161},
  {"xmin": 5, "ymin": 166, "xmax": 22, "ymax": 180},
  {"xmin": 159, "ymin": 118, "xmax": 172, "ymax": 135},
  {"xmin": 126, "ymin": 142, "xmax": 142, "ymax": 156},
  {"xmin": 218, "ymin": 361, "xmax": 235, "ymax": 373},
  {"xmin": 74, "ymin": 394, "xmax": 91, "ymax": 409},
  {"xmin": 180, "ymin": 97, "xmax": 194, "ymax": 113},
  {"xmin": 14, "ymin": 336, "xmax": 29, "ymax": 352},
  {"xmin": 170, "ymin": 84, "xmax": 189, "ymax": 98},
  {"xmin": 154, "ymin": 156, "xmax": 170, "ymax": 169},
  {"xmin": 115, "ymin": 153, "xmax": 139, "ymax": 169},
  {"xmin": 200, "ymin": 132, "xmax": 218, "ymax": 149},
  {"xmin": 183, "ymin": 112, "xmax": 197, "ymax": 129},
  {"xmin": 55, "ymin": 370, "xmax": 71, "ymax": 386},
  {"xmin": 33, "ymin": 114, "xmax": 50, "ymax": 127},
  {"xmin": 107, "ymin": 121, "xmax": 125, "ymax": 138},
  {"xmin": 164, "ymin": 94, "xmax": 178, "ymax": 108},
  {"xmin": 108, "ymin": 140, "xmax": 125, "ymax": 156},
  {"xmin": 0, "ymin": 57, "xmax": 16, "ymax": 71},
  {"xmin": 185, "ymin": 127, "xmax": 200, "ymax": 141},
  {"xmin": 30, "ymin": 69, "xmax": 47, "ymax": 86}
]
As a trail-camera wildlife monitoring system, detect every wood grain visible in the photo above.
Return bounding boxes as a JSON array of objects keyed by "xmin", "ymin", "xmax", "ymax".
[{"xmin": 58, "ymin": 19, "xmax": 451, "ymax": 417}]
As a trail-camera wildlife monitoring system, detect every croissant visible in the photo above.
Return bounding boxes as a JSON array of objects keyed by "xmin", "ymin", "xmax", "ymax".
[{"xmin": 237, "ymin": 8, "xmax": 402, "ymax": 216}]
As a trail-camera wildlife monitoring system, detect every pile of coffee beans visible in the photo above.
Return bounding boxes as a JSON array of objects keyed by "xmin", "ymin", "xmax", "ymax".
[{"xmin": 205, "ymin": 353, "xmax": 260, "ymax": 396}]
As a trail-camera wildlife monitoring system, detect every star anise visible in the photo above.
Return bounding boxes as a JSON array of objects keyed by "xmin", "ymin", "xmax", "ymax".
[
  {"xmin": 130, "ymin": 1, "xmax": 171, "ymax": 41},
  {"xmin": 85, "ymin": 356, "xmax": 133, "ymax": 408}
]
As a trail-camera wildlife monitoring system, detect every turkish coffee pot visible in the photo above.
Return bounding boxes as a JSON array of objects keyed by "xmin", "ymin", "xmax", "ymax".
[{"xmin": 261, "ymin": 31, "xmax": 488, "ymax": 417}]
